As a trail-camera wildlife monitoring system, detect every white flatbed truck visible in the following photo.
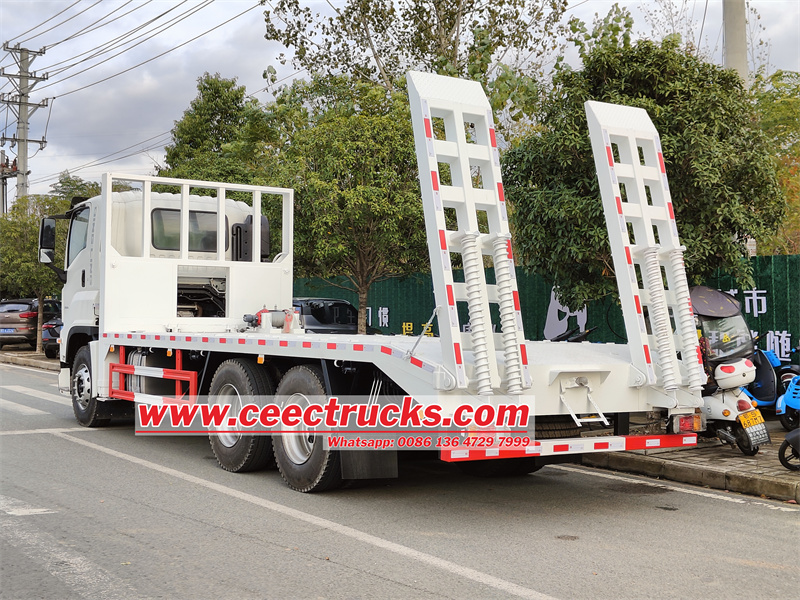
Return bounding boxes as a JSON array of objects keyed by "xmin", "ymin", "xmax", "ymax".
[{"xmin": 38, "ymin": 72, "xmax": 705, "ymax": 492}]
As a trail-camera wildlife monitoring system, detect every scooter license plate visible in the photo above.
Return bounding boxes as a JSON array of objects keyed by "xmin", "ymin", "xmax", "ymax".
[{"xmin": 738, "ymin": 410, "xmax": 765, "ymax": 429}]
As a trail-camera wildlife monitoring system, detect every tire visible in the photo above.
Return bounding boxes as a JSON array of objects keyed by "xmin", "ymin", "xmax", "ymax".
[
  {"xmin": 71, "ymin": 346, "xmax": 110, "ymax": 427},
  {"xmin": 779, "ymin": 409, "xmax": 799, "ymax": 431},
  {"xmin": 273, "ymin": 364, "xmax": 342, "ymax": 493},
  {"xmin": 734, "ymin": 423, "xmax": 759, "ymax": 456},
  {"xmin": 44, "ymin": 346, "xmax": 58, "ymax": 359},
  {"xmin": 779, "ymin": 440, "xmax": 800, "ymax": 471},
  {"xmin": 208, "ymin": 359, "xmax": 276, "ymax": 473},
  {"xmin": 534, "ymin": 415, "xmax": 581, "ymax": 439},
  {"xmin": 457, "ymin": 458, "xmax": 542, "ymax": 477}
]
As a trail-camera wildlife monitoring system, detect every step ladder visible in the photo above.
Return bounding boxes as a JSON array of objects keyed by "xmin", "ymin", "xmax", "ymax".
[
  {"xmin": 407, "ymin": 71, "xmax": 531, "ymax": 396},
  {"xmin": 585, "ymin": 101, "xmax": 705, "ymax": 397}
]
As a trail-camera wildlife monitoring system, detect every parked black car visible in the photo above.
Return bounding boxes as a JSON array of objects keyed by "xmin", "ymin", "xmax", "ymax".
[
  {"xmin": 293, "ymin": 298, "xmax": 360, "ymax": 334},
  {"xmin": 41, "ymin": 317, "xmax": 63, "ymax": 359},
  {"xmin": 0, "ymin": 298, "xmax": 60, "ymax": 349}
]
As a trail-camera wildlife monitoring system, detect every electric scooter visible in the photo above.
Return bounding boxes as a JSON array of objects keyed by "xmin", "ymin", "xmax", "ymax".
[
  {"xmin": 776, "ymin": 375, "xmax": 800, "ymax": 431},
  {"xmin": 691, "ymin": 286, "xmax": 771, "ymax": 455},
  {"xmin": 779, "ymin": 428, "xmax": 800, "ymax": 471},
  {"xmin": 748, "ymin": 347, "xmax": 800, "ymax": 430}
]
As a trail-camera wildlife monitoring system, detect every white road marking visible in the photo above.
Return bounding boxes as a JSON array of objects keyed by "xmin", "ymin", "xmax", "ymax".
[
  {"xmin": 2, "ymin": 385, "xmax": 71, "ymax": 406},
  {"xmin": 0, "ymin": 398, "xmax": 48, "ymax": 415},
  {"xmin": 552, "ymin": 465, "xmax": 800, "ymax": 512},
  {"xmin": 1, "ymin": 508, "xmax": 135, "ymax": 599},
  {"xmin": 0, "ymin": 363, "xmax": 58, "ymax": 376},
  {"xmin": 52, "ymin": 432, "xmax": 556, "ymax": 600},
  {"xmin": 0, "ymin": 495, "xmax": 57, "ymax": 516},
  {"xmin": 0, "ymin": 427, "xmax": 96, "ymax": 436}
]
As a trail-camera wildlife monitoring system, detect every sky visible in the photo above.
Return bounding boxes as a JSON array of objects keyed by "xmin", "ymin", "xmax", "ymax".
[{"xmin": 1, "ymin": 0, "xmax": 798, "ymax": 206}]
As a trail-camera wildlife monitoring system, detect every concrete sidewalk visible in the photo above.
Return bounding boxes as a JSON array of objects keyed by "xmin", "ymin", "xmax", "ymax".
[
  {"xmin": 583, "ymin": 419, "xmax": 799, "ymax": 502},
  {"xmin": 2, "ymin": 347, "xmax": 798, "ymax": 501}
]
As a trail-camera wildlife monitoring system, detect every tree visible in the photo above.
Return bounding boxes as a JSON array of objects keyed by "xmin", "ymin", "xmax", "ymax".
[
  {"xmin": 160, "ymin": 73, "xmax": 251, "ymax": 181},
  {"xmin": 752, "ymin": 69, "xmax": 800, "ymax": 254},
  {"xmin": 261, "ymin": 0, "xmax": 567, "ymax": 135},
  {"xmin": 0, "ymin": 194, "xmax": 70, "ymax": 352},
  {"xmin": 266, "ymin": 77, "xmax": 429, "ymax": 333},
  {"xmin": 503, "ymin": 37, "xmax": 785, "ymax": 310}
]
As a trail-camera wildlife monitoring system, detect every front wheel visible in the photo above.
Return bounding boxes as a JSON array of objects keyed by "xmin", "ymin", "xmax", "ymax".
[
  {"xmin": 778, "ymin": 439, "xmax": 800, "ymax": 470},
  {"xmin": 272, "ymin": 365, "xmax": 342, "ymax": 493},
  {"xmin": 71, "ymin": 346, "xmax": 110, "ymax": 427},
  {"xmin": 734, "ymin": 423, "xmax": 759, "ymax": 456}
]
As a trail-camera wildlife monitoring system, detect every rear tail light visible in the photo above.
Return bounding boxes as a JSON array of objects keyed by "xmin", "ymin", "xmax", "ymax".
[
  {"xmin": 737, "ymin": 399, "xmax": 753, "ymax": 412},
  {"xmin": 677, "ymin": 414, "xmax": 704, "ymax": 432},
  {"xmin": 42, "ymin": 323, "xmax": 55, "ymax": 330},
  {"xmin": 19, "ymin": 311, "xmax": 37, "ymax": 319}
]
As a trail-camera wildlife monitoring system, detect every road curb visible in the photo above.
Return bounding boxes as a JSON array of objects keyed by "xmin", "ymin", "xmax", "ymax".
[
  {"xmin": 0, "ymin": 353, "xmax": 60, "ymax": 372},
  {"xmin": 582, "ymin": 451, "xmax": 800, "ymax": 502}
]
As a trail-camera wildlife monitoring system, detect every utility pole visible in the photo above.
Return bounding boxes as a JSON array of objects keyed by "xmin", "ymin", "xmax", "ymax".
[
  {"xmin": 0, "ymin": 42, "xmax": 48, "ymax": 202},
  {"xmin": 723, "ymin": 0, "xmax": 749, "ymax": 86}
]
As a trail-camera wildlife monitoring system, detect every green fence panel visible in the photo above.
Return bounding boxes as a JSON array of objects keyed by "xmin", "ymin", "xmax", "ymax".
[{"xmin": 295, "ymin": 255, "xmax": 798, "ymax": 365}]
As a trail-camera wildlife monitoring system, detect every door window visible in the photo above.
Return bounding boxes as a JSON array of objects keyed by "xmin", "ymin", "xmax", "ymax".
[{"xmin": 67, "ymin": 207, "xmax": 90, "ymax": 266}]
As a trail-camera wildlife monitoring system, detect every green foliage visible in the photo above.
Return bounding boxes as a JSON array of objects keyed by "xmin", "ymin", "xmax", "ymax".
[
  {"xmin": 503, "ymin": 38, "xmax": 785, "ymax": 310},
  {"xmin": 261, "ymin": 0, "xmax": 566, "ymax": 137},
  {"xmin": 267, "ymin": 77, "xmax": 428, "ymax": 333},
  {"xmin": 161, "ymin": 73, "xmax": 250, "ymax": 173},
  {"xmin": 0, "ymin": 194, "xmax": 70, "ymax": 351},
  {"xmin": 753, "ymin": 70, "xmax": 800, "ymax": 254}
]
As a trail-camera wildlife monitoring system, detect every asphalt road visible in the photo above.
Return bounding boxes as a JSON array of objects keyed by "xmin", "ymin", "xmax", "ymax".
[{"xmin": 1, "ymin": 363, "xmax": 798, "ymax": 600}]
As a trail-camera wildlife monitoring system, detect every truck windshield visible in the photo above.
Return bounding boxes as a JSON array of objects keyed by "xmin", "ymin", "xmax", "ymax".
[{"xmin": 699, "ymin": 314, "xmax": 754, "ymax": 362}]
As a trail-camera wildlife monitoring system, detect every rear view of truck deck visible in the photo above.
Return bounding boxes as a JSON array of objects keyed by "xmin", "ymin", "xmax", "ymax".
[{"xmin": 39, "ymin": 71, "xmax": 704, "ymax": 492}]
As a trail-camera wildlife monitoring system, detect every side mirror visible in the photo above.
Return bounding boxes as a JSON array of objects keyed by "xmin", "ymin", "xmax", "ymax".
[
  {"xmin": 39, "ymin": 218, "xmax": 56, "ymax": 255},
  {"xmin": 39, "ymin": 248, "xmax": 54, "ymax": 264},
  {"xmin": 38, "ymin": 217, "xmax": 66, "ymax": 283}
]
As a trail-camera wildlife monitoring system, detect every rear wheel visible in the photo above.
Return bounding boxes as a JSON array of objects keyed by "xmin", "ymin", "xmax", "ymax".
[
  {"xmin": 273, "ymin": 365, "xmax": 342, "ymax": 493},
  {"xmin": 44, "ymin": 346, "xmax": 58, "ymax": 359},
  {"xmin": 208, "ymin": 359, "xmax": 276, "ymax": 472},
  {"xmin": 71, "ymin": 346, "xmax": 110, "ymax": 427},
  {"xmin": 734, "ymin": 423, "xmax": 759, "ymax": 456}
]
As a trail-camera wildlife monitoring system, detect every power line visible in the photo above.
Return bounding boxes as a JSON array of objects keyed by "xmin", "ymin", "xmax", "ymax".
[
  {"xmin": 6, "ymin": 0, "xmax": 83, "ymax": 44},
  {"xmin": 53, "ymin": 3, "xmax": 260, "ymax": 98},
  {"xmin": 39, "ymin": 1, "xmax": 204, "ymax": 85},
  {"xmin": 28, "ymin": 130, "xmax": 172, "ymax": 185},
  {"xmin": 18, "ymin": 0, "xmax": 106, "ymax": 45},
  {"xmin": 46, "ymin": 0, "xmax": 142, "ymax": 49}
]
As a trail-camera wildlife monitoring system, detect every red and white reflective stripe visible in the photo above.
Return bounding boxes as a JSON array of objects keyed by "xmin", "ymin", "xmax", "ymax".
[
  {"xmin": 520, "ymin": 343, "xmax": 532, "ymax": 386},
  {"xmin": 446, "ymin": 284, "xmax": 459, "ymax": 327},
  {"xmin": 603, "ymin": 129, "xmax": 618, "ymax": 185},
  {"xmin": 655, "ymin": 135, "xmax": 670, "ymax": 191},
  {"xmin": 643, "ymin": 344, "xmax": 656, "ymax": 383},
  {"xmin": 431, "ymin": 170, "xmax": 442, "ymax": 210},
  {"xmin": 615, "ymin": 195, "xmax": 627, "ymax": 239},
  {"xmin": 666, "ymin": 201, "xmax": 679, "ymax": 238},
  {"xmin": 497, "ymin": 182, "xmax": 508, "ymax": 222},
  {"xmin": 421, "ymin": 99, "xmax": 435, "ymax": 158},
  {"xmin": 438, "ymin": 229, "xmax": 451, "ymax": 271},
  {"xmin": 633, "ymin": 294, "xmax": 647, "ymax": 335},
  {"xmin": 624, "ymin": 245, "xmax": 637, "ymax": 284},
  {"xmin": 439, "ymin": 433, "xmax": 696, "ymax": 462},
  {"xmin": 486, "ymin": 109, "xmax": 500, "ymax": 167},
  {"xmin": 453, "ymin": 342, "xmax": 467, "ymax": 388}
]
